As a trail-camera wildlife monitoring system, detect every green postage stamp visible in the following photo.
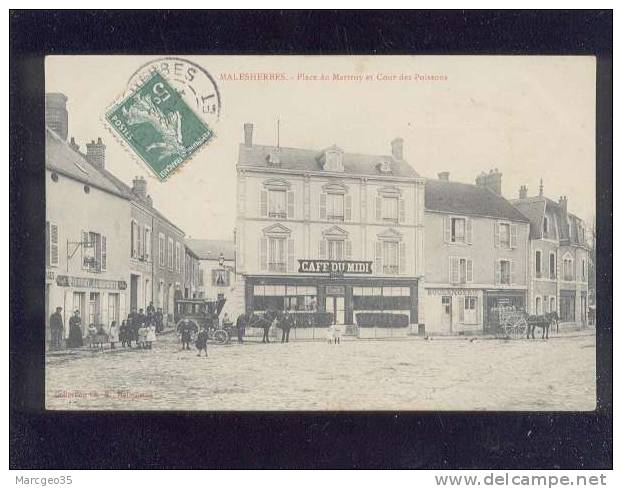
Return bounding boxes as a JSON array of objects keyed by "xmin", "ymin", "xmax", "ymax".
[{"xmin": 106, "ymin": 71, "xmax": 213, "ymax": 180}]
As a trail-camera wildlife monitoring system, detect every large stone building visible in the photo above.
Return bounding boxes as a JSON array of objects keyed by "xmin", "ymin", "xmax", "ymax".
[
  {"xmin": 235, "ymin": 123, "xmax": 425, "ymax": 330},
  {"xmin": 45, "ymin": 127, "xmax": 131, "ymax": 346},
  {"xmin": 511, "ymin": 182, "xmax": 590, "ymax": 327},
  {"xmin": 424, "ymin": 170, "xmax": 531, "ymax": 335}
]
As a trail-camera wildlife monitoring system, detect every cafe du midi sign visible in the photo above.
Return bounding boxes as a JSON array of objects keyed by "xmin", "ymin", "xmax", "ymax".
[{"xmin": 298, "ymin": 259, "xmax": 373, "ymax": 277}]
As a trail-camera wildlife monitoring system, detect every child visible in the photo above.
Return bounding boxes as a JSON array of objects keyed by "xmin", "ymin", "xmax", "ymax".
[
  {"xmin": 109, "ymin": 321, "xmax": 119, "ymax": 349},
  {"xmin": 137, "ymin": 325, "xmax": 148, "ymax": 349},
  {"xmin": 195, "ymin": 327, "xmax": 209, "ymax": 357},
  {"xmin": 87, "ymin": 324, "xmax": 97, "ymax": 349},
  {"xmin": 119, "ymin": 320, "xmax": 128, "ymax": 348},
  {"xmin": 146, "ymin": 324, "xmax": 156, "ymax": 350}
]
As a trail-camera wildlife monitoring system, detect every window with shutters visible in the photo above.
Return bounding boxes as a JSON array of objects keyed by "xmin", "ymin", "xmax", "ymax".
[
  {"xmin": 162, "ymin": 239, "xmax": 168, "ymax": 271},
  {"xmin": 46, "ymin": 221, "xmax": 59, "ymax": 267},
  {"xmin": 382, "ymin": 196, "xmax": 399, "ymax": 222},
  {"xmin": 582, "ymin": 258, "xmax": 586, "ymax": 281},
  {"xmin": 175, "ymin": 242, "xmax": 182, "ymax": 272},
  {"xmin": 495, "ymin": 222, "xmax": 517, "ymax": 249},
  {"xmin": 383, "ymin": 241, "xmax": 399, "ymax": 274},
  {"xmin": 326, "ymin": 193, "xmax": 345, "ymax": 221},
  {"xmin": 268, "ymin": 237, "xmax": 286, "ymax": 272},
  {"xmin": 131, "ymin": 220, "xmax": 138, "ymax": 258},
  {"xmin": 499, "ymin": 223, "xmax": 510, "ymax": 248},
  {"xmin": 328, "ymin": 239, "xmax": 344, "ymax": 260},
  {"xmin": 444, "ymin": 216, "xmax": 472, "ymax": 245},
  {"xmin": 144, "ymin": 227, "xmax": 152, "ymax": 261},
  {"xmin": 549, "ymin": 252, "xmax": 556, "ymax": 279},
  {"xmin": 168, "ymin": 237, "xmax": 174, "ymax": 269},
  {"xmin": 82, "ymin": 231, "xmax": 103, "ymax": 272},
  {"xmin": 499, "ymin": 259, "xmax": 511, "ymax": 285},
  {"xmin": 268, "ymin": 189, "xmax": 287, "ymax": 218},
  {"xmin": 535, "ymin": 250, "xmax": 542, "ymax": 278},
  {"xmin": 449, "ymin": 256, "xmax": 473, "ymax": 284}
]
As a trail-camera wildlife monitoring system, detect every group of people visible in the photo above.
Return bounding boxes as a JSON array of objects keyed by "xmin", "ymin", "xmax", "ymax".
[{"xmin": 48, "ymin": 301, "xmax": 165, "ymax": 352}]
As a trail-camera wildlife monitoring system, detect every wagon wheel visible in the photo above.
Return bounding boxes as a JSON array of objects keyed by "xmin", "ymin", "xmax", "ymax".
[
  {"xmin": 514, "ymin": 317, "xmax": 528, "ymax": 338},
  {"xmin": 212, "ymin": 329, "xmax": 229, "ymax": 345},
  {"xmin": 502, "ymin": 322, "xmax": 514, "ymax": 339}
]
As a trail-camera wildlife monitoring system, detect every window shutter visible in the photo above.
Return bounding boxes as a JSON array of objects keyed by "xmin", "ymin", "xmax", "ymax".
[
  {"xmin": 399, "ymin": 242, "xmax": 406, "ymax": 274},
  {"xmin": 375, "ymin": 241, "xmax": 382, "ymax": 274},
  {"xmin": 466, "ymin": 259, "xmax": 473, "ymax": 283},
  {"xmin": 345, "ymin": 195, "xmax": 352, "ymax": 221},
  {"xmin": 259, "ymin": 238, "xmax": 267, "ymax": 271},
  {"xmin": 398, "ymin": 199, "xmax": 406, "ymax": 223},
  {"xmin": 376, "ymin": 196, "xmax": 382, "ymax": 221},
  {"xmin": 81, "ymin": 230, "xmax": 89, "ymax": 269},
  {"xmin": 510, "ymin": 224, "xmax": 517, "ymax": 248},
  {"xmin": 319, "ymin": 193, "xmax": 327, "ymax": 220},
  {"xmin": 260, "ymin": 190, "xmax": 268, "ymax": 217},
  {"xmin": 50, "ymin": 223, "xmax": 59, "ymax": 266},
  {"xmin": 101, "ymin": 235, "xmax": 107, "ymax": 271},
  {"xmin": 287, "ymin": 239, "xmax": 295, "ymax": 272},
  {"xmin": 319, "ymin": 240, "xmax": 326, "ymax": 259},
  {"xmin": 138, "ymin": 226, "xmax": 143, "ymax": 259},
  {"xmin": 494, "ymin": 222, "xmax": 500, "ymax": 248},
  {"xmin": 287, "ymin": 191, "xmax": 295, "ymax": 219},
  {"xmin": 510, "ymin": 260, "xmax": 516, "ymax": 285},
  {"xmin": 494, "ymin": 260, "xmax": 501, "ymax": 285},
  {"xmin": 466, "ymin": 218, "xmax": 473, "ymax": 244},
  {"xmin": 450, "ymin": 257, "xmax": 460, "ymax": 284},
  {"xmin": 444, "ymin": 217, "xmax": 451, "ymax": 243},
  {"xmin": 345, "ymin": 240, "xmax": 352, "ymax": 260},
  {"xmin": 459, "ymin": 298, "xmax": 465, "ymax": 323}
]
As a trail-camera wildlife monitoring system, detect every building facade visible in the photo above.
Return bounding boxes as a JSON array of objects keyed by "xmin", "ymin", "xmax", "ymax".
[
  {"xmin": 511, "ymin": 184, "xmax": 590, "ymax": 327},
  {"xmin": 185, "ymin": 239, "xmax": 236, "ymax": 301},
  {"xmin": 424, "ymin": 171, "xmax": 531, "ymax": 335},
  {"xmin": 45, "ymin": 127, "xmax": 131, "ymax": 346},
  {"xmin": 235, "ymin": 123, "xmax": 425, "ymax": 329}
]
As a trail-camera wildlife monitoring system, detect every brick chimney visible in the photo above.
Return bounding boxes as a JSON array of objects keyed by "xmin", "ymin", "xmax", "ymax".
[
  {"xmin": 518, "ymin": 185, "xmax": 528, "ymax": 199},
  {"xmin": 475, "ymin": 168, "xmax": 502, "ymax": 195},
  {"xmin": 85, "ymin": 137, "xmax": 106, "ymax": 169},
  {"xmin": 391, "ymin": 137, "xmax": 404, "ymax": 160},
  {"xmin": 45, "ymin": 93, "xmax": 69, "ymax": 141},
  {"xmin": 132, "ymin": 176, "xmax": 147, "ymax": 199},
  {"xmin": 243, "ymin": 123, "xmax": 253, "ymax": 147},
  {"xmin": 558, "ymin": 195, "xmax": 568, "ymax": 217},
  {"xmin": 539, "ymin": 178, "xmax": 544, "ymax": 197},
  {"xmin": 438, "ymin": 171, "xmax": 450, "ymax": 181},
  {"xmin": 69, "ymin": 137, "xmax": 80, "ymax": 153}
]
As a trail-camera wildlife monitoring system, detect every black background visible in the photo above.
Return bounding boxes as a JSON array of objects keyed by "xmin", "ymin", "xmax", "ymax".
[{"xmin": 10, "ymin": 10, "xmax": 613, "ymax": 469}]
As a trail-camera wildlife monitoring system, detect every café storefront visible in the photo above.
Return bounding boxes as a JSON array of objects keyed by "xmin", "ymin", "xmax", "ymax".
[{"xmin": 244, "ymin": 259, "xmax": 419, "ymax": 327}]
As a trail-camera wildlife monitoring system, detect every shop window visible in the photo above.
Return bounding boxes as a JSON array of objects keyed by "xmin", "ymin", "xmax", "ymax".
[
  {"xmin": 460, "ymin": 296, "xmax": 478, "ymax": 325},
  {"xmin": 253, "ymin": 285, "xmax": 317, "ymax": 312},
  {"xmin": 352, "ymin": 286, "xmax": 410, "ymax": 311}
]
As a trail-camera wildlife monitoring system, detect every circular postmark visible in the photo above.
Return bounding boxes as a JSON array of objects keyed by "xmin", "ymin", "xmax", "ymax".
[{"xmin": 127, "ymin": 57, "xmax": 221, "ymax": 126}]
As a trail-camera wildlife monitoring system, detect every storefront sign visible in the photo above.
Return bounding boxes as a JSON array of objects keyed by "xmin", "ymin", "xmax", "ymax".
[
  {"xmin": 428, "ymin": 288, "xmax": 478, "ymax": 296},
  {"xmin": 55, "ymin": 275, "xmax": 127, "ymax": 290},
  {"xmin": 298, "ymin": 259, "xmax": 372, "ymax": 275}
]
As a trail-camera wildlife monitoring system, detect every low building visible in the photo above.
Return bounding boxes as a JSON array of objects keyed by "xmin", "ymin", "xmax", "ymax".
[
  {"xmin": 45, "ymin": 127, "xmax": 131, "ymax": 347},
  {"xmin": 185, "ymin": 239, "xmax": 236, "ymax": 302},
  {"xmin": 511, "ymin": 183, "xmax": 590, "ymax": 327},
  {"xmin": 235, "ymin": 123, "xmax": 425, "ymax": 331},
  {"xmin": 424, "ymin": 170, "xmax": 531, "ymax": 335}
]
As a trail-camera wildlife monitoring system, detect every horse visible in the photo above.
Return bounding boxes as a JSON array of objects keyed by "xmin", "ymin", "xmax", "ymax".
[
  {"xmin": 247, "ymin": 311, "xmax": 279, "ymax": 343},
  {"xmin": 526, "ymin": 312, "xmax": 558, "ymax": 340}
]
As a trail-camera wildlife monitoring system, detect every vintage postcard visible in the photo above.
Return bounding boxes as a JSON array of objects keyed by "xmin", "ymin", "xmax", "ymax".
[{"xmin": 44, "ymin": 55, "xmax": 596, "ymax": 411}]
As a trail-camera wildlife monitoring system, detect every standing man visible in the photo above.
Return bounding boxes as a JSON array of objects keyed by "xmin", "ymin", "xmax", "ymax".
[
  {"xmin": 155, "ymin": 307, "xmax": 164, "ymax": 333},
  {"xmin": 49, "ymin": 306, "xmax": 64, "ymax": 351},
  {"xmin": 281, "ymin": 310, "xmax": 293, "ymax": 343},
  {"xmin": 235, "ymin": 312, "xmax": 247, "ymax": 344}
]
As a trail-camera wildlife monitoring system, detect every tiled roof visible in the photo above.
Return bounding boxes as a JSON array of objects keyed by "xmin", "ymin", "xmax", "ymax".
[
  {"xmin": 185, "ymin": 239, "xmax": 235, "ymax": 261},
  {"xmin": 93, "ymin": 165, "xmax": 185, "ymax": 235},
  {"xmin": 425, "ymin": 179, "xmax": 529, "ymax": 222},
  {"xmin": 45, "ymin": 128, "xmax": 128, "ymax": 199},
  {"xmin": 510, "ymin": 198, "xmax": 546, "ymax": 238},
  {"xmin": 237, "ymin": 144, "xmax": 420, "ymax": 178}
]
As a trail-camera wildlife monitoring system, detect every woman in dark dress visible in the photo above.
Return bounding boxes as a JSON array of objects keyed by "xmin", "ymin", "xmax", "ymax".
[
  {"xmin": 67, "ymin": 310, "xmax": 83, "ymax": 348},
  {"xmin": 195, "ymin": 327, "xmax": 209, "ymax": 357}
]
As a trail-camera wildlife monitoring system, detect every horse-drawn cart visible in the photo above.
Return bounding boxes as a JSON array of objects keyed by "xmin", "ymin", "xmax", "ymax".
[
  {"xmin": 495, "ymin": 305, "xmax": 528, "ymax": 339},
  {"xmin": 174, "ymin": 297, "xmax": 232, "ymax": 344}
]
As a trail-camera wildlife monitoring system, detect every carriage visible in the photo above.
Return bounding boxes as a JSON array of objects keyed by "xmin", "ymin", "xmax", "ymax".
[
  {"xmin": 494, "ymin": 305, "xmax": 528, "ymax": 339},
  {"xmin": 173, "ymin": 297, "xmax": 232, "ymax": 345}
]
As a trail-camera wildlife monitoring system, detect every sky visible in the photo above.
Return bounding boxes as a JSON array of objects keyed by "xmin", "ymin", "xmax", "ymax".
[{"xmin": 46, "ymin": 55, "xmax": 596, "ymax": 239}]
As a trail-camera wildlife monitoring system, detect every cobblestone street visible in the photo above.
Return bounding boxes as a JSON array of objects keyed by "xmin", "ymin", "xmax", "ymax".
[{"xmin": 46, "ymin": 330, "xmax": 596, "ymax": 411}]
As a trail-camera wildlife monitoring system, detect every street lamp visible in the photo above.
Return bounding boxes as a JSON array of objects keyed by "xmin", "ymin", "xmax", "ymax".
[{"xmin": 218, "ymin": 253, "xmax": 225, "ymax": 268}]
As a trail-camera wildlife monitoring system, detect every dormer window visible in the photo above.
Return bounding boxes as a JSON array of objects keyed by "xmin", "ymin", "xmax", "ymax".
[
  {"xmin": 543, "ymin": 215, "xmax": 549, "ymax": 234},
  {"xmin": 267, "ymin": 149, "xmax": 281, "ymax": 167},
  {"xmin": 378, "ymin": 160, "xmax": 392, "ymax": 174},
  {"xmin": 321, "ymin": 146, "xmax": 344, "ymax": 172}
]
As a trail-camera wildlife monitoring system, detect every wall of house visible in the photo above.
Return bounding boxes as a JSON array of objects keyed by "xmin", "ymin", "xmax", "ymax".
[
  {"xmin": 45, "ymin": 169, "xmax": 130, "ymax": 339},
  {"xmin": 152, "ymin": 219, "xmax": 185, "ymax": 323},
  {"xmin": 424, "ymin": 211, "xmax": 529, "ymax": 287},
  {"xmin": 129, "ymin": 202, "xmax": 154, "ymax": 312}
]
